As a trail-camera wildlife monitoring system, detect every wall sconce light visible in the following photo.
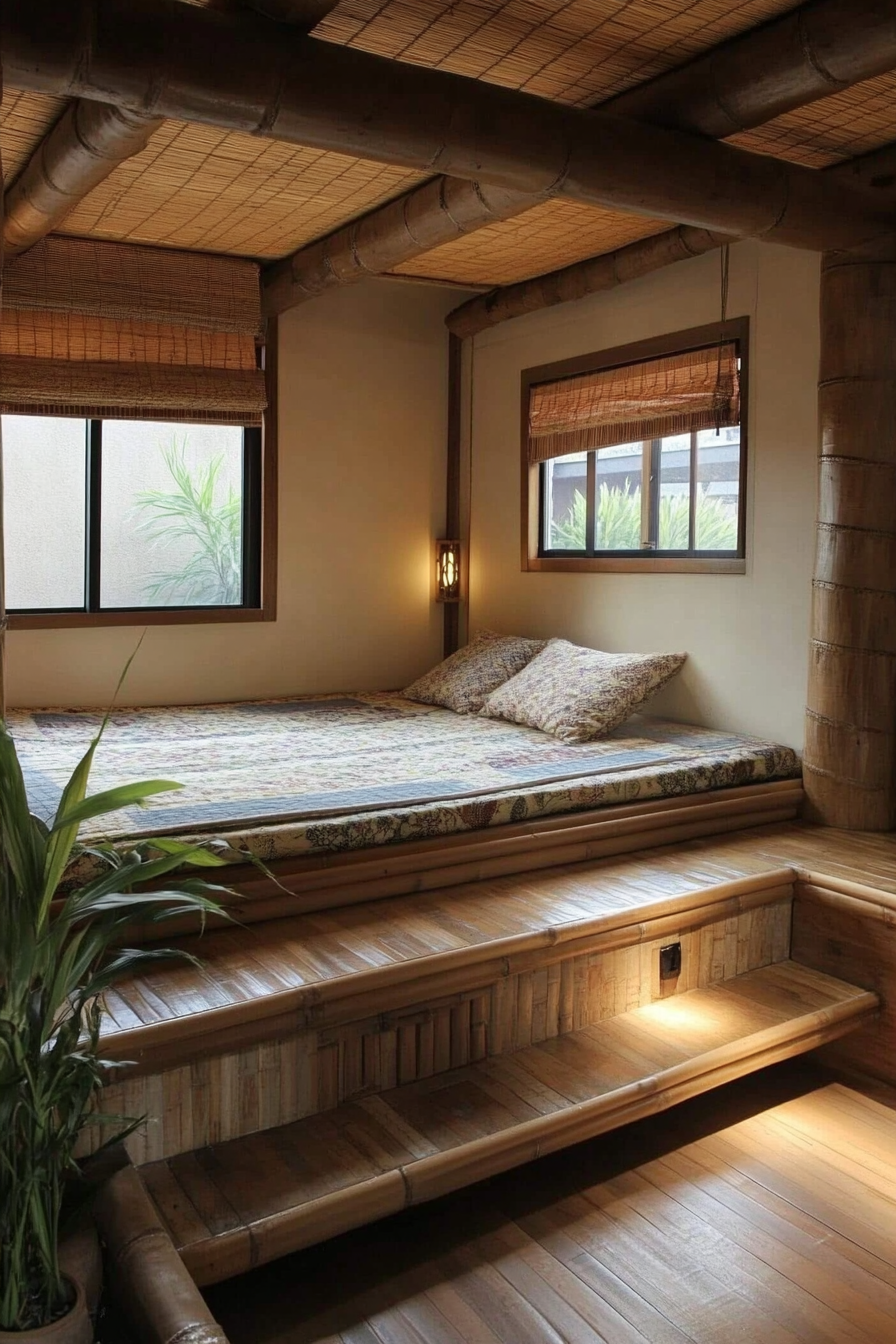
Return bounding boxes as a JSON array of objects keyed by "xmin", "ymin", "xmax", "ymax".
[{"xmin": 436, "ymin": 540, "xmax": 461, "ymax": 603}]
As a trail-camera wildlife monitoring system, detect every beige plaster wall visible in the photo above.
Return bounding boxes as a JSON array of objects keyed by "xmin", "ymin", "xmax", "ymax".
[
  {"xmin": 466, "ymin": 241, "xmax": 820, "ymax": 747},
  {"xmin": 5, "ymin": 280, "xmax": 466, "ymax": 708}
]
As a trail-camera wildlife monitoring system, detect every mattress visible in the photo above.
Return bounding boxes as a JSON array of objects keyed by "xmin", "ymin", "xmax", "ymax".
[{"xmin": 9, "ymin": 692, "xmax": 801, "ymax": 866}]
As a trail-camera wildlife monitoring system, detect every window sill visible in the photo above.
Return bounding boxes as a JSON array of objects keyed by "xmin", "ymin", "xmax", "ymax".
[
  {"xmin": 525, "ymin": 556, "xmax": 746, "ymax": 575},
  {"xmin": 7, "ymin": 606, "xmax": 274, "ymax": 630}
]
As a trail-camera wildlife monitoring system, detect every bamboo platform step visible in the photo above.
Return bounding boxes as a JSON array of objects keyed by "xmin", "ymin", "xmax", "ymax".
[
  {"xmin": 100, "ymin": 833, "xmax": 796, "ymax": 1076},
  {"xmin": 141, "ymin": 961, "xmax": 877, "ymax": 1288}
]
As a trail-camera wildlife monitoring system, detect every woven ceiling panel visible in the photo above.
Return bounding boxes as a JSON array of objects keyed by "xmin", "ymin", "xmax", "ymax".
[
  {"xmin": 2, "ymin": 1, "xmax": 894, "ymax": 273},
  {"xmin": 0, "ymin": 89, "xmax": 68, "ymax": 180},
  {"xmin": 393, "ymin": 200, "xmax": 667, "ymax": 287},
  {"xmin": 54, "ymin": 121, "xmax": 426, "ymax": 259},
  {"xmin": 0, "ymin": 0, "xmax": 802, "ymax": 263},
  {"xmin": 316, "ymin": 0, "xmax": 800, "ymax": 107},
  {"xmin": 730, "ymin": 72, "xmax": 896, "ymax": 169}
]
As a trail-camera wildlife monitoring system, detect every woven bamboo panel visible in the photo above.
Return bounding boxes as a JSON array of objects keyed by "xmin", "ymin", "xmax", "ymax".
[
  {"xmin": 89, "ymin": 898, "xmax": 790, "ymax": 1164},
  {"xmin": 732, "ymin": 72, "xmax": 896, "ymax": 169},
  {"xmin": 394, "ymin": 198, "xmax": 667, "ymax": 286},
  {"xmin": 0, "ymin": 311, "xmax": 256, "ymax": 370},
  {"xmin": 395, "ymin": 71, "xmax": 896, "ymax": 286},
  {"xmin": 0, "ymin": 88, "xmax": 67, "ymax": 180},
  {"xmin": 55, "ymin": 119, "xmax": 426, "ymax": 259},
  {"xmin": 318, "ymin": 0, "xmax": 800, "ymax": 108}
]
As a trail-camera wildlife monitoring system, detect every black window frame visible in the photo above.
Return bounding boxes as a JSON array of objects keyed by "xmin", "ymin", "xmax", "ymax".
[
  {"xmin": 4, "ymin": 415, "xmax": 266, "ymax": 624},
  {"xmin": 522, "ymin": 318, "xmax": 749, "ymax": 577}
]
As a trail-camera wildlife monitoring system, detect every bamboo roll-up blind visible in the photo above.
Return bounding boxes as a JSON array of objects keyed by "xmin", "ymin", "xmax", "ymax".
[
  {"xmin": 4, "ymin": 236, "xmax": 262, "ymax": 333},
  {"xmin": 528, "ymin": 343, "xmax": 740, "ymax": 464},
  {"xmin": 0, "ymin": 237, "xmax": 266, "ymax": 424}
]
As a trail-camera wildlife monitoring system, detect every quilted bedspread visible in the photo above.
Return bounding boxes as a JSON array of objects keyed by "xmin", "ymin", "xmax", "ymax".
[{"xmin": 8, "ymin": 692, "xmax": 801, "ymax": 864}]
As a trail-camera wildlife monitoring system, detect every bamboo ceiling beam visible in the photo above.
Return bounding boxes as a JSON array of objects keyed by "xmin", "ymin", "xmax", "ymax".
[
  {"xmin": 1, "ymin": 0, "xmax": 339, "ymax": 259},
  {"xmin": 263, "ymin": 0, "xmax": 896, "ymax": 313},
  {"xmin": 445, "ymin": 141, "xmax": 896, "ymax": 338},
  {"xmin": 3, "ymin": 0, "xmax": 895, "ymax": 262},
  {"xmin": 2, "ymin": 103, "xmax": 162, "ymax": 258}
]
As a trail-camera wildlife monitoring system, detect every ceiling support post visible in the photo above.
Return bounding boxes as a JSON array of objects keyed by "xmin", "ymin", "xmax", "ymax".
[{"xmin": 805, "ymin": 236, "xmax": 896, "ymax": 827}]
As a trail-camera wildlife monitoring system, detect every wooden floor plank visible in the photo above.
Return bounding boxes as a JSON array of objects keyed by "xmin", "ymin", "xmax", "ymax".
[{"xmin": 642, "ymin": 1154, "xmax": 896, "ymax": 1339}]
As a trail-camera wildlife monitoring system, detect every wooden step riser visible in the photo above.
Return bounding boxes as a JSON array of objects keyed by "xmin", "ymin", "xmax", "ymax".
[
  {"xmin": 176, "ymin": 985, "xmax": 878, "ymax": 1288},
  {"xmin": 793, "ymin": 877, "xmax": 896, "ymax": 1087},
  {"xmin": 128, "ymin": 784, "xmax": 802, "ymax": 942},
  {"xmin": 88, "ymin": 894, "xmax": 792, "ymax": 1166},
  {"xmin": 102, "ymin": 874, "xmax": 795, "ymax": 1072},
  {"xmin": 227, "ymin": 787, "xmax": 804, "ymax": 923}
]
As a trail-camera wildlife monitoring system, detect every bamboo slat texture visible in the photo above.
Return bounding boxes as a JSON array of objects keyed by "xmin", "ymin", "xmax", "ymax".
[
  {"xmin": 0, "ymin": 88, "xmax": 67, "ymax": 180},
  {"xmin": 140, "ymin": 962, "xmax": 877, "ymax": 1286},
  {"xmin": 99, "ymin": 832, "xmax": 797, "ymax": 1064},
  {"xmin": 81, "ymin": 821, "xmax": 896, "ymax": 1165},
  {"xmin": 94, "ymin": 895, "xmax": 791, "ymax": 1164},
  {"xmin": 317, "ymin": 0, "xmax": 804, "ymax": 109},
  {"xmin": 53, "ymin": 120, "xmax": 427, "ymax": 260},
  {"xmin": 5, "ymin": 2, "xmax": 896, "ymax": 273},
  {"xmin": 218, "ymin": 779, "xmax": 805, "ymax": 921}
]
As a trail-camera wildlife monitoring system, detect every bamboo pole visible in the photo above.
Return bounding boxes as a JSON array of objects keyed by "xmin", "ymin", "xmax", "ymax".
[
  {"xmin": 2, "ymin": 0, "xmax": 338, "ymax": 259},
  {"xmin": 3, "ymin": 104, "xmax": 162, "ymax": 258},
  {"xmin": 93, "ymin": 1165, "xmax": 231, "ymax": 1344},
  {"xmin": 446, "ymin": 141, "xmax": 896, "ymax": 337},
  {"xmin": 2, "ymin": 1, "xmax": 894, "ymax": 258},
  {"xmin": 805, "ymin": 235, "xmax": 896, "ymax": 829},
  {"xmin": 443, "ymin": 331, "xmax": 462, "ymax": 658},
  {"xmin": 446, "ymin": 226, "xmax": 731, "ymax": 338},
  {"xmin": 262, "ymin": 0, "xmax": 896, "ymax": 312}
]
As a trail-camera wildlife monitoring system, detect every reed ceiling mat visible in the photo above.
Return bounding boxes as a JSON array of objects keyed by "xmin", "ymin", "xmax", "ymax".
[
  {"xmin": 0, "ymin": 89, "xmax": 69, "ymax": 180},
  {"xmin": 315, "ymin": 0, "xmax": 801, "ymax": 106},
  {"xmin": 731, "ymin": 71, "xmax": 896, "ymax": 168},
  {"xmin": 2, "ymin": 2, "xmax": 896, "ymax": 270},
  {"xmin": 393, "ymin": 200, "xmax": 668, "ymax": 286},
  {"xmin": 49, "ymin": 122, "xmax": 426, "ymax": 259}
]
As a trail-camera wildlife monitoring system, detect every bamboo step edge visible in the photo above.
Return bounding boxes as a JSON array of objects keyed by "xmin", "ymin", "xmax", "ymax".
[
  {"xmin": 101, "ymin": 868, "xmax": 797, "ymax": 1069},
  {"xmin": 151, "ymin": 965, "xmax": 878, "ymax": 1288},
  {"xmin": 232, "ymin": 795, "xmax": 805, "ymax": 921}
]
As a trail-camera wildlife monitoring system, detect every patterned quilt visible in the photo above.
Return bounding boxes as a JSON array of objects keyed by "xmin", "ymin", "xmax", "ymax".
[{"xmin": 8, "ymin": 692, "xmax": 801, "ymax": 865}]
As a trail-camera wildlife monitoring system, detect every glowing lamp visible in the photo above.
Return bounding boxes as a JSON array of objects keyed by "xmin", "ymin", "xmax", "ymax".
[{"xmin": 436, "ymin": 540, "xmax": 461, "ymax": 603}]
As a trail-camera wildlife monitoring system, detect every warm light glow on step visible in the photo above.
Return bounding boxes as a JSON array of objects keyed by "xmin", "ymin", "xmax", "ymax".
[{"xmin": 639, "ymin": 995, "xmax": 728, "ymax": 1032}]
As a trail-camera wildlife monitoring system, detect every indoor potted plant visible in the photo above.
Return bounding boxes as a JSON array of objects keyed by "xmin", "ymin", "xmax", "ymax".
[{"xmin": 0, "ymin": 712, "xmax": 230, "ymax": 1341}]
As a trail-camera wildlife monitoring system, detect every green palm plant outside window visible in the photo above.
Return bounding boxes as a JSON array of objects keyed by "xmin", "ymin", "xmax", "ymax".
[
  {"xmin": 133, "ymin": 440, "xmax": 242, "ymax": 606},
  {"xmin": 551, "ymin": 482, "xmax": 738, "ymax": 552}
]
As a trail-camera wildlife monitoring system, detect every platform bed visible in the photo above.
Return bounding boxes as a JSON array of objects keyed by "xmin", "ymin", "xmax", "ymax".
[{"xmin": 10, "ymin": 691, "xmax": 803, "ymax": 919}]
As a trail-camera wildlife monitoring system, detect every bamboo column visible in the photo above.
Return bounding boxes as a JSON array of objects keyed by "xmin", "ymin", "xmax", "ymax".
[{"xmin": 805, "ymin": 236, "xmax": 896, "ymax": 828}]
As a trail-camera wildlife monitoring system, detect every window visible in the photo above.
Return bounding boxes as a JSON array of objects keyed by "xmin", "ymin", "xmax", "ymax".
[
  {"xmin": 3, "ymin": 415, "xmax": 267, "ymax": 626},
  {"xmin": 522, "ymin": 319, "xmax": 748, "ymax": 574},
  {"xmin": 0, "ymin": 234, "xmax": 276, "ymax": 628}
]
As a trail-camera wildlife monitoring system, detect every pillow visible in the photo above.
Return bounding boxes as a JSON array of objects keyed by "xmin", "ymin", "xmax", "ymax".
[
  {"xmin": 404, "ymin": 631, "xmax": 547, "ymax": 714},
  {"xmin": 479, "ymin": 638, "xmax": 687, "ymax": 742}
]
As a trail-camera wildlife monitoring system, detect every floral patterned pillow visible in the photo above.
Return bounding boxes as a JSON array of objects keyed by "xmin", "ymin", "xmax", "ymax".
[
  {"xmin": 480, "ymin": 639, "xmax": 687, "ymax": 742},
  {"xmin": 404, "ymin": 631, "xmax": 547, "ymax": 714}
]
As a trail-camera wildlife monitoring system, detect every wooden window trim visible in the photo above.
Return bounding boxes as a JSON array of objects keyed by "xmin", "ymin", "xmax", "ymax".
[
  {"xmin": 7, "ymin": 320, "xmax": 279, "ymax": 631},
  {"xmin": 521, "ymin": 318, "xmax": 749, "ymax": 575}
]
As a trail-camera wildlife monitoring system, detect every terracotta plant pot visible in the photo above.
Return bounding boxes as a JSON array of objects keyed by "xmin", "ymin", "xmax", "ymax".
[{"xmin": 0, "ymin": 1279, "xmax": 92, "ymax": 1344}]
